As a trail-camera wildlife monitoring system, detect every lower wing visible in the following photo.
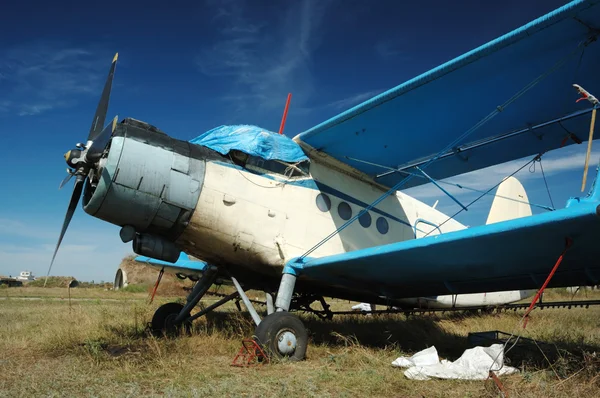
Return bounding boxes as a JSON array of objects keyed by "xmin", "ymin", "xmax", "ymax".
[{"xmin": 291, "ymin": 199, "xmax": 600, "ymax": 299}]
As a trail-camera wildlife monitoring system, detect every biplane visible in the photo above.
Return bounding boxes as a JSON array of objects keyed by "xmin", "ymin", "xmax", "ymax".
[{"xmin": 52, "ymin": 0, "xmax": 600, "ymax": 360}]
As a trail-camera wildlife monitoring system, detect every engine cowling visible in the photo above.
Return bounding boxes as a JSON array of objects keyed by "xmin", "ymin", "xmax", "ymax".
[{"xmin": 82, "ymin": 118, "xmax": 207, "ymax": 259}]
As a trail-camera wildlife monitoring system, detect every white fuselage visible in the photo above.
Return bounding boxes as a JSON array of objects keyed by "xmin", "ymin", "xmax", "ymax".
[{"xmin": 176, "ymin": 156, "xmax": 466, "ymax": 277}]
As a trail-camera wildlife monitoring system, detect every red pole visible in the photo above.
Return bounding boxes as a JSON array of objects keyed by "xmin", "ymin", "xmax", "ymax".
[{"xmin": 278, "ymin": 93, "xmax": 292, "ymax": 135}]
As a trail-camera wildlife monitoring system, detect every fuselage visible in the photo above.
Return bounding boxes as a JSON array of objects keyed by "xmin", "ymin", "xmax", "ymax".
[
  {"xmin": 175, "ymin": 152, "xmax": 467, "ymax": 278},
  {"xmin": 82, "ymin": 119, "xmax": 467, "ymax": 301}
]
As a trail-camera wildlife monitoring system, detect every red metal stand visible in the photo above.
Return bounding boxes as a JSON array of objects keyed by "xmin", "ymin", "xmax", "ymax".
[
  {"xmin": 231, "ymin": 339, "xmax": 269, "ymax": 367},
  {"xmin": 148, "ymin": 267, "xmax": 164, "ymax": 304}
]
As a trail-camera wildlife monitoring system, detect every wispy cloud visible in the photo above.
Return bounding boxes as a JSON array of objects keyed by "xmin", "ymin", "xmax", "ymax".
[
  {"xmin": 326, "ymin": 89, "xmax": 384, "ymax": 111},
  {"xmin": 196, "ymin": 0, "xmax": 332, "ymax": 115},
  {"xmin": 0, "ymin": 41, "xmax": 108, "ymax": 117},
  {"xmin": 375, "ymin": 40, "xmax": 409, "ymax": 60}
]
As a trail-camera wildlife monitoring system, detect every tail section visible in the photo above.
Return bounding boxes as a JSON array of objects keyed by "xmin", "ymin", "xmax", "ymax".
[{"xmin": 486, "ymin": 176, "xmax": 532, "ymax": 225}]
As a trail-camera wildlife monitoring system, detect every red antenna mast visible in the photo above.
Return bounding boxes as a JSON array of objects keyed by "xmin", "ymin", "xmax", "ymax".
[{"xmin": 278, "ymin": 93, "xmax": 292, "ymax": 135}]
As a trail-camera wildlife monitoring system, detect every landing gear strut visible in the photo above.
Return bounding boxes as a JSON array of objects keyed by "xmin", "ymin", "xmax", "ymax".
[
  {"xmin": 252, "ymin": 267, "xmax": 308, "ymax": 360},
  {"xmin": 227, "ymin": 268, "xmax": 308, "ymax": 360}
]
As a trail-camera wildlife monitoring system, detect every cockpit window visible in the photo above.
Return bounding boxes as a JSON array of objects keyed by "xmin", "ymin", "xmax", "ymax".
[{"xmin": 230, "ymin": 150, "xmax": 309, "ymax": 178}]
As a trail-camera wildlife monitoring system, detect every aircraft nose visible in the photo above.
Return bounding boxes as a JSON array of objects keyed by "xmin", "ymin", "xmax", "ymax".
[{"xmin": 82, "ymin": 118, "xmax": 205, "ymax": 261}]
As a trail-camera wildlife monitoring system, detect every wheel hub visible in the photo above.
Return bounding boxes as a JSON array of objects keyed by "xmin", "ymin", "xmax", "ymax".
[
  {"xmin": 164, "ymin": 313, "xmax": 178, "ymax": 330},
  {"xmin": 277, "ymin": 330, "xmax": 297, "ymax": 355}
]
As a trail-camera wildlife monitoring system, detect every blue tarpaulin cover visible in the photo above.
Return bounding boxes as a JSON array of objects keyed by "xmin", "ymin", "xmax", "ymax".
[{"xmin": 190, "ymin": 125, "xmax": 308, "ymax": 163}]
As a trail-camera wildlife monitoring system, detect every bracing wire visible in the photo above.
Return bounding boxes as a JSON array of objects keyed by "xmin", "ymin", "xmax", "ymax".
[
  {"xmin": 423, "ymin": 153, "xmax": 543, "ymax": 238},
  {"xmin": 538, "ymin": 159, "xmax": 555, "ymax": 209}
]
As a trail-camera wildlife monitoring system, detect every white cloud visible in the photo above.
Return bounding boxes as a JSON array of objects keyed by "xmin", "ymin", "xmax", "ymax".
[
  {"xmin": 0, "ymin": 41, "xmax": 108, "ymax": 117},
  {"xmin": 196, "ymin": 0, "xmax": 332, "ymax": 115}
]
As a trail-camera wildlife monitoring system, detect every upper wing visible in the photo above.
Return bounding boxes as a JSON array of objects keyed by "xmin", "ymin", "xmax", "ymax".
[
  {"xmin": 291, "ymin": 198, "xmax": 600, "ymax": 299},
  {"xmin": 295, "ymin": 0, "xmax": 600, "ymax": 189}
]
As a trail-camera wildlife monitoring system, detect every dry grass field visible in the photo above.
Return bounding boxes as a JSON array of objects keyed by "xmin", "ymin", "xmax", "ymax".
[{"xmin": 1, "ymin": 286, "xmax": 599, "ymax": 397}]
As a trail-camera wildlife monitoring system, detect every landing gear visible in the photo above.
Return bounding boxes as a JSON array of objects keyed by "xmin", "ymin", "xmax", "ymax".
[
  {"xmin": 150, "ymin": 267, "xmax": 218, "ymax": 336},
  {"xmin": 148, "ymin": 260, "xmax": 311, "ymax": 362},
  {"xmin": 151, "ymin": 302, "xmax": 191, "ymax": 335},
  {"xmin": 228, "ymin": 269, "xmax": 309, "ymax": 361},
  {"xmin": 253, "ymin": 267, "xmax": 309, "ymax": 361},
  {"xmin": 254, "ymin": 312, "xmax": 308, "ymax": 361}
]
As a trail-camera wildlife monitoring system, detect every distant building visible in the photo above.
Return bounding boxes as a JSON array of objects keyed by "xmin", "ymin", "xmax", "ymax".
[{"xmin": 17, "ymin": 271, "xmax": 35, "ymax": 281}]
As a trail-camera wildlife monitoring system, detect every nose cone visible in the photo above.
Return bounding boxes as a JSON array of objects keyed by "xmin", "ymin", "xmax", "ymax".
[{"xmin": 82, "ymin": 118, "xmax": 206, "ymax": 240}]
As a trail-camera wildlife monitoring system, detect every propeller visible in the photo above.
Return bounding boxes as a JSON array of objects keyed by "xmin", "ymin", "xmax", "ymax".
[
  {"xmin": 44, "ymin": 53, "xmax": 119, "ymax": 287},
  {"xmin": 88, "ymin": 53, "xmax": 119, "ymax": 142}
]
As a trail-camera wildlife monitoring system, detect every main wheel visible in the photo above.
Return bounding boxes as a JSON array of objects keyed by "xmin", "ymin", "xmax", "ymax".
[
  {"xmin": 151, "ymin": 302, "xmax": 192, "ymax": 336},
  {"xmin": 254, "ymin": 312, "xmax": 308, "ymax": 361}
]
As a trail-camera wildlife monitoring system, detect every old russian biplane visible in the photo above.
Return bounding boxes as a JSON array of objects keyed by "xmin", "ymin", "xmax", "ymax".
[{"xmin": 51, "ymin": 0, "xmax": 600, "ymax": 360}]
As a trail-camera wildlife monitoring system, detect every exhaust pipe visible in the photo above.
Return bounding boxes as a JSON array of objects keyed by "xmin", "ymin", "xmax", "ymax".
[{"xmin": 133, "ymin": 233, "xmax": 180, "ymax": 263}]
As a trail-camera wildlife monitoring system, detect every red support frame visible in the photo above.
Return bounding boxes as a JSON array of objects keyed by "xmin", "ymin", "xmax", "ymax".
[{"xmin": 231, "ymin": 339, "xmax": 270, "ymax": 367}]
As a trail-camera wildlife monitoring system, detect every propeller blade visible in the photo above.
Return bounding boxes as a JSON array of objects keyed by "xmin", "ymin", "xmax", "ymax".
[
  {"xmin": 86, "ymin": 116, "xmax": 118, "ymax": 162},
  {"xmin": 87, "ymin": 53, "xmax": 118, "ymax": 142},
  {"xmin": 44, "ymin": 176, "xmax": 85, "ymax": 287},
  {"xmin": 59, "ymin": 172, "xmax": 74, "ymax": 189}
]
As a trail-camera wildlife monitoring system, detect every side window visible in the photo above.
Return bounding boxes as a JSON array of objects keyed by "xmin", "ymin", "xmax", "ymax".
[{"xmin": 376, "ymin": 217, "xmax": 389, "ymax": 235}]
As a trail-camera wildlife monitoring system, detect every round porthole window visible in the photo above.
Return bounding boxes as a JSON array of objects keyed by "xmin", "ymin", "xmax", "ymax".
[
  {"xmin": 358, "ymin": 211, "xmax": 372, "ymax": 228},
  {"xmin": 315, "ymin": 193, "xmax": 331, "ymax": 212},
  {"xmin": 376, "ymin": 217, "xmax": 389, "ymax": 234},
  {"xmin": 338, "ymin": 202, "xmax": 352, "ymax": 220}
]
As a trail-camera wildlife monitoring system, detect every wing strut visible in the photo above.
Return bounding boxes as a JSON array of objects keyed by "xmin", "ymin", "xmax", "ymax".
[
  {"xmin": 574, "ymin": 84, "xmax": 600, "ymax": 191},
  {"xmin": 414, "ymin": 166, "xmax": 468, "ymax": 211}
]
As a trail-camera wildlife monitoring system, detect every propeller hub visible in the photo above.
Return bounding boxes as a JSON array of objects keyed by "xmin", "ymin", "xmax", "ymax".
[{"xmin": 64, "ymin": 149, "xmax": 83, "ymax": 168}]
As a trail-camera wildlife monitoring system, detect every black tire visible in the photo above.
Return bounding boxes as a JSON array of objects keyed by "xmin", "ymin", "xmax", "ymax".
[
  {"xmin": 151, "ymin": 302, "xmax": 192, "ymax": 336},
  {"xmin": 254, "ymin": 312, "xmax": 308, "ymax": 361}
]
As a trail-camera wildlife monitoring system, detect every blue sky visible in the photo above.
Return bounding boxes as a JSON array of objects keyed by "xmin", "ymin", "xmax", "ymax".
[{"xmin": 0, "ymin": 0, "xmax": 591, "ymax": 281}]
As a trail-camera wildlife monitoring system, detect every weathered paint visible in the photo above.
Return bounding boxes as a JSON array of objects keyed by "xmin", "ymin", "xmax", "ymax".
[{"xmin": 175, "ymin": 155, "xmax": 466, "ymax": 277}]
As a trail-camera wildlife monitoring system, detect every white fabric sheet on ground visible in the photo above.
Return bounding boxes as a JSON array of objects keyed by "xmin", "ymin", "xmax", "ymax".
[
  {"xmin": 351, "ymin": 303, "xmax": 372, "ymax": 312},
  {"xmin": 392, "ymin": 344, "xmax": 518, "ymax": 380}
]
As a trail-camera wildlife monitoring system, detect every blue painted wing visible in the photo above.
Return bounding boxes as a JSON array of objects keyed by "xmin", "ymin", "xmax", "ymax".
[
  {"xmin": 292, "ymin": 198, "xmax": 600, "ymax": 299},
  {"xmin": 295, "ymin": 0, "xmax": 600, "ymax": 189},
  {"xmin": 134, "ymin": 252, "xmax": 207, "ymax": 276}
]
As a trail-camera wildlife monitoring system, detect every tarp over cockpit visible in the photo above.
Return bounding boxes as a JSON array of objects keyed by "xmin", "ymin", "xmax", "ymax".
[{"xmin": 190, "ymin": 125, "xmax": 308, "ymax": 163}]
